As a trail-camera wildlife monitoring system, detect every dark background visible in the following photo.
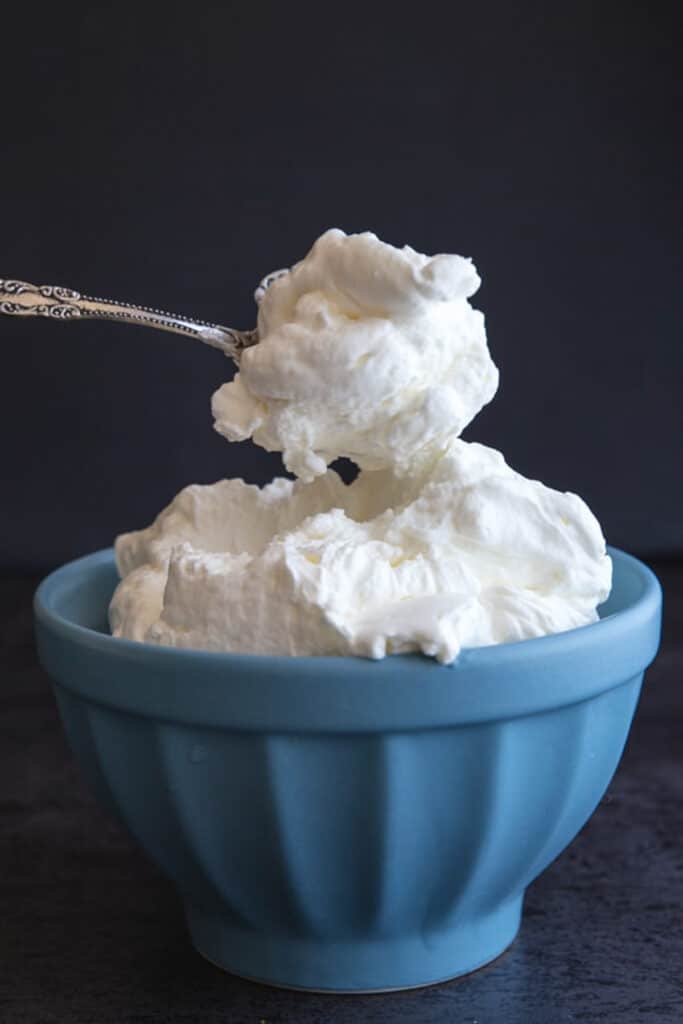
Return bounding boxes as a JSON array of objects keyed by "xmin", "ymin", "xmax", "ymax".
[
  {"xmin": 2, "ymin": 8, "xmax": 682, "ymax": 1022},
  {"xmin": 2, "ymin": 2, "xmax": 681, "ymax": 569}
]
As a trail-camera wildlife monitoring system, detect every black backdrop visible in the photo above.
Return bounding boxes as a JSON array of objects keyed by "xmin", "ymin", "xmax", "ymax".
[{"xmin": 2, "ymin": 3, "xmax": 681, "ymax": 569}]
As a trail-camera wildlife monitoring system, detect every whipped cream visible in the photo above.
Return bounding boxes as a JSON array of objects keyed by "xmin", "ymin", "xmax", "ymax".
[
  {"xmin": 212, "ymin": 228, "xmax": 498, "ymax": 480},
  {"xmin": 110, "ymin": 229, "xmax": 611, "ymax": 663},
  {"xmin": 111, "ymin": 445, "xmax": 611, "ymax": 663}
]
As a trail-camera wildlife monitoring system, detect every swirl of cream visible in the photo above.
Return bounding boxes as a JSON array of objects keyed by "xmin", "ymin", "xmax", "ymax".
[{"xmin": 212, "ymin": 229, "xmax": 499, "ymax": 480}]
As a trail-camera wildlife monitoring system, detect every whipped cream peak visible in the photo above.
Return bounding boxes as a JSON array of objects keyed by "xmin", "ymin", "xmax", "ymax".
[
  {"xmin": 264, "ymin": 229, "xmax": 483, "ymax": 316},
  {"xmin": 212, "ymin": 228, "xmax": 497, "ymax": 481}
]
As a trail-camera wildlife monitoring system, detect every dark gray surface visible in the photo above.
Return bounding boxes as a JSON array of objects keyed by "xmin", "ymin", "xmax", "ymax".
[
  {"xmin": 3, "ymin": 4, "xmax": 683, "ymax": 568},
  {"xmin": 1, "ymin": 563, "xmax": 681, "ymax": 1023}
]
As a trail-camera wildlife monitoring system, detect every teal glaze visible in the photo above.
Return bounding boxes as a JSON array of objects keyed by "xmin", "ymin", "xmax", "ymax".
[{"xmin": 34, "ymin": 548, "xmax": 661, "ymax": 992}]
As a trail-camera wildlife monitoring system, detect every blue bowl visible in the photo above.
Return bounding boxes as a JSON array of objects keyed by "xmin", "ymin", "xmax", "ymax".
[{"xmin": 34, "ymin": 547, "xmax": 661, "ymax": 992}]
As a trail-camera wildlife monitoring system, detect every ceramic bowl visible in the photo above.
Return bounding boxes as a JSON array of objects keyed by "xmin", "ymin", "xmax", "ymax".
[{"xmin": 34, "ymin": 547, "xmax": 661, "ymax": 991}]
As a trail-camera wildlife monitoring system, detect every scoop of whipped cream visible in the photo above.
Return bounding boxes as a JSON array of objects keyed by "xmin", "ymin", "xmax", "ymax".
[
  {"xmin": 110, "ymin": 440, "xmax": 612, "ymax": 663},
  {"xmin": 110, "ymin": 228, "xmax": 611, "ymax": 663},
  {"xmin": 212, "ymin": 228, "xmax": 499, "ymax": 480}
]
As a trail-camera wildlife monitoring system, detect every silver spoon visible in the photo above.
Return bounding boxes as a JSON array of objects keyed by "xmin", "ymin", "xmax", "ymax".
[{"xmin": 0, "ymin": 268, "xmax": 289, "ymax": 362}]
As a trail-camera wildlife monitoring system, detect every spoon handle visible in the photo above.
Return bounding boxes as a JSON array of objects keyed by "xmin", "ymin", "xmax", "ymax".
[{"xmin": 0, "ymin": 278, "xmax": 255, "ymax": 361}]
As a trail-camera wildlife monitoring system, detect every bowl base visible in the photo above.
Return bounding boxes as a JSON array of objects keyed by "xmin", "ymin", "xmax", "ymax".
[{"xmin": 185, "ymin": 896, "xmax": 522, "ymax": 993}]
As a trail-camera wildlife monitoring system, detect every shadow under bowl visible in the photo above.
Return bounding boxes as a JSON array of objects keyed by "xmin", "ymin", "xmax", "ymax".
[{"xmin": 34, "ymin": 547, "xmax": 661, "ymax": 992}]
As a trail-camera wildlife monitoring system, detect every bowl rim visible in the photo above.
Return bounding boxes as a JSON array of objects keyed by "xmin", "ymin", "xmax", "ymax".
[{"xmin": 33, "ymin": 546, "xmax": 662, "ymax": 731}]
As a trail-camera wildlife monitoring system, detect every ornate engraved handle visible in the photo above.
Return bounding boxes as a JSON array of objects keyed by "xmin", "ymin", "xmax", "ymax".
[{"xmin": 0, "ymin": 278, "xmax": 264, "ymax": 362}]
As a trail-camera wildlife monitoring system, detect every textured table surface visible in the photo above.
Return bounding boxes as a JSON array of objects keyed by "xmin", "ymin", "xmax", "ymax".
[{"xmin": 1, "ymin": 561, "xmax": 681, "ymax": 1024}]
